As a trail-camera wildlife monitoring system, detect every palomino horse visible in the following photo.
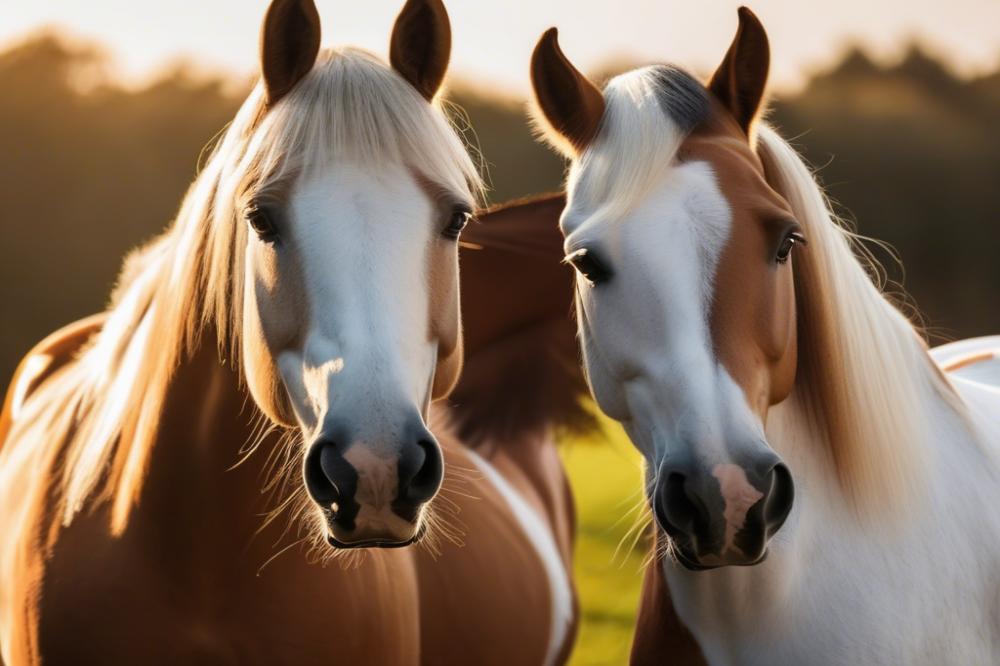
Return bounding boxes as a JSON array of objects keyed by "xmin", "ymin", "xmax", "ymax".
[
  {"xmin": 531, "ymin": 7, "xmax": 1000, "ymax": 665},
  {"xmin": 0, "ymin": 1, "xmax": 585, "ymax": 663}
]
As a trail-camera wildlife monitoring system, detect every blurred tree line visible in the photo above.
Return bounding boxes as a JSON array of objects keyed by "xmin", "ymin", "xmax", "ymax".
[{"xmin": 1, "ymin": 33, "xmax": 997, "ymax": 384}]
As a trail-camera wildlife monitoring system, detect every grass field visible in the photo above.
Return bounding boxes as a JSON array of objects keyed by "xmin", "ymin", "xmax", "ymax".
[{"xmin": 559, "ymin": 418, "xmax": 650, "ymax": 666}]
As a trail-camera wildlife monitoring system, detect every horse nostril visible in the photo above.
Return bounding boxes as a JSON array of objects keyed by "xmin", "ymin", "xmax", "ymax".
[
  {"xmin": 397, "ymin": 437, "xmax": 443, "ymax": 507},
  {"xmin": 303, "ymin": 440, "xmax": 358, "ymax": 514},
  {"xmin": 656, "ymin": 472, "xmax": 708, "ymax": 537},
  {"xmin": 763, "ymin": 462, "xmax": 794, "ymax": 536}
]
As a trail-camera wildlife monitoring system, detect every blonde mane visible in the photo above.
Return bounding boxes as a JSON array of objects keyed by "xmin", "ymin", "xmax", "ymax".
[
  {"xmin": 755, "ymin": 124, "xmax": 967, "ymax": 514},
  {"xmin": 558, "ymin": 67, "xmax": 727, "ymax": 316},
  {"xmin": 0, "ymin": 47, "xmax": 481, "ymax": 664},
  {"xmin": 558, "ymin": 67, "xmax": 696, "ymax": 225}
]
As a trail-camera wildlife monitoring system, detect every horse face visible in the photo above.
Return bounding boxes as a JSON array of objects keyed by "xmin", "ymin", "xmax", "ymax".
[
  {"xmin": 243, "ymin": 161, "xmax": 470, "ymax": 547},
  {"xmin": 532, "ymin": 10, "xmax": 797, "ymax": 568},
  {"xmin": 241, "ymin": 0, "xmax": 471, "ymax": 548}
]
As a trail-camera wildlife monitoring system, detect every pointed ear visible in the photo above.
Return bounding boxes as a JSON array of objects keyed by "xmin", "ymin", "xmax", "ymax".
[
  {"xmin": 260, "ymin": 0, "xmax": 322, "ymax": 107},
  {"xmin": 708, "ymin": 6, "xmax": 770, "ymax": 135},
  {"xmin": 530, "ymin": 28, "xmax": 605, "ymax": 157},
  {"xmin": 390, "ymin": 0, "xmax": 452, "ymax": 101}
]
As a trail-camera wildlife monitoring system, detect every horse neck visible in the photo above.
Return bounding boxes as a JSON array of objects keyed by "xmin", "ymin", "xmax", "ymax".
[
  {"xmin": 766, "ymin": 358, "xmax": 968, "ymax": 516},
  {"xmin": 131, "ymin": 336, "xmax": 285, "ymax": 561}
]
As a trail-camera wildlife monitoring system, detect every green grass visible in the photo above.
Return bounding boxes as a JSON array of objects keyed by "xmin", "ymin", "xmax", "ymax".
[{"xmin": 559, "ymin": 418, "xmax": 650, "ymax": 666}]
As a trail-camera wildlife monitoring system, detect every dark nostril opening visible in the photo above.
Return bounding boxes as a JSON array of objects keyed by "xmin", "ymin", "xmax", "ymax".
[
  {"xmin": 304, "ymin": 443, "xmax": 336, "ymax": 505},
  {"xmin": 763, "ymin": 462, "xmax": 794, "ymax": 536},
  {"xmin": 656, "ymin": 472, "xmax": 700, "ymax": 536},
  {"xmin": 735, "ymin": 461, "xmax": 794, "ymax": 559},
  {"xmin": 397, "ymin": 438, "xmax": 443, "ymax": 507},
  {"xmin": 303, "ymin": 440, "xmax": 358, "ymax": 520}
]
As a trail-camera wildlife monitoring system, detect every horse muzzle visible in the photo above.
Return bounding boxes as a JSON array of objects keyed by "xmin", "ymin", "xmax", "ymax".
[
  {"xmin": 303, "ymin": 422, "xmax": 444, "ymax": 549},
  {"xmin": 652, "ymin": 451, "xmax": 794, "ymax": 569}
]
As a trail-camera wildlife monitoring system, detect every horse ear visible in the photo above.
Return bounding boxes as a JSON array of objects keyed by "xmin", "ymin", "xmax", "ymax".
[
  {"xmin": 390, "ymin": 0, "xmax": 452, "ymax": 101},
  {"xmin": 530, "ymin": 28, "xmax": 605, "ymax": 156},
  {"xmin": 260, "ymin": 0, "xmax": 322, "ymax": 107},
  {"xmin": 708, "ymin": 6, "xmax": 770, "ymax": 135}
]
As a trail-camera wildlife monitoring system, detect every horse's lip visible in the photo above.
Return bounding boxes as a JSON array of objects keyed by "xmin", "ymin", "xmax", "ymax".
[
  {"xmin": 672, "ymin": 545, "xmax": 719, "ymax": 571},
  {"xmin": 325, "ymin": 523, "xmax": 427, "ymax": 550},
  {"xmin": 671, "ymin": 542, "xmax": 769, "ymax": 571}
]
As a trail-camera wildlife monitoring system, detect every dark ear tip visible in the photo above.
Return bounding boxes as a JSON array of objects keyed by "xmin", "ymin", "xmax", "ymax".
[
  {"xmin": 737, "ymin": 6, "xmax": 765, "ymax": 31},
  {"xmin": 533, "ymin": 28, "xmax": 564, "ymax": 65},
  {"xmin": 398, "ymin": 0, "xmax": 449, "ymax": 23},
  {"xmin": 534, "ymin": 28, "xmax": 560, "ymax": 54},
  {"xmin": 394, "ymin": 0, "xmax": 451, "ymax": 33},
  {"xmin": 268, "ymin": 0, "xmax": 320, "ymax": 22}
]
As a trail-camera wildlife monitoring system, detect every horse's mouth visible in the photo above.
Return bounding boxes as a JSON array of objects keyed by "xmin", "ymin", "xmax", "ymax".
[
  {"xmin": 319, "ymin": 495, "xmax": 430, "ymax": 549},
  {"xmin": 670, "ymin": 540, "xmax": 769, "ymax": 571},
  {"xmin": 325, "ymin": 521, "xmax": 427, "ymax": 550}
]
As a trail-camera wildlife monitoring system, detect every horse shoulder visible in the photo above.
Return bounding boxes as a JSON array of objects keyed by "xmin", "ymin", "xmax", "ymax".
[{"xmin": 0, "ymin": 314, "xmax": 105, "ymax": 447}]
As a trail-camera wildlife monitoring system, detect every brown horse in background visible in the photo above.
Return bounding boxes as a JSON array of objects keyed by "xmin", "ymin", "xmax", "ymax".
[{"xmin": 0, "ymin": 0, "xmax": 587, "ymax": 662}]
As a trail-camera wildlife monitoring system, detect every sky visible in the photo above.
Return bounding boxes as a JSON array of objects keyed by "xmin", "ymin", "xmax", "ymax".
[{"xmin": 2, "ymin": 0, "xmax": 999, "ymax": 96}]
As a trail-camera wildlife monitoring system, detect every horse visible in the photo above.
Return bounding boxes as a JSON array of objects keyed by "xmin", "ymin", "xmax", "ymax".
[
  {"xmin": 0, "ymin": 1, "xmax": 586, "ymax": 663},
  {"xmin": 529, "ymin": 7, "xmax": 1000, "ymax": 665}
]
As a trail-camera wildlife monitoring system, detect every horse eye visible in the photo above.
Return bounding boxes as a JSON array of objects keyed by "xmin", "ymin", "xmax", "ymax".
[
  {"xmin": 566, "ymin": 248, "xmax": 612, "ymax": 286},
  {"xmin": 442, "ymin": 208, "xmax": 472, "ymax": 240},
  {"xmin": 776, "ymin": 231, "xmax": 806, "ymax": 264},
  {"xmin": 246, "ymin": 207, "xmax": 278, "ymax": 243}
]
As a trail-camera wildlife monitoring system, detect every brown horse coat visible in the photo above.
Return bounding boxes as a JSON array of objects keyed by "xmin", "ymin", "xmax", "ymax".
[{"xmin": 0, "ymin": 196, "xmax": 585, "ymax": 665}]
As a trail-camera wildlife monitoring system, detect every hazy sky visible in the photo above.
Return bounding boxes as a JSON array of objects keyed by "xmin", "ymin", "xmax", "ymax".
[{"xmin": 2, "ymin": 1, "xmax": 999, "ymax": 95}]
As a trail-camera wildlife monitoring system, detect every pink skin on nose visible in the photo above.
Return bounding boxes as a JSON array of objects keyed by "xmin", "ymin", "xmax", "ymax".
[
  {"xmin": 343, "ymin": 446, "xmax": 398, "ymax": 511},
  {"xmin": 340, "ymin": 446, "xmax": 416, "ymax": 542},
  {"xmin": 711, "ymin": 463, "xmax": 764, "ymax": 554}
]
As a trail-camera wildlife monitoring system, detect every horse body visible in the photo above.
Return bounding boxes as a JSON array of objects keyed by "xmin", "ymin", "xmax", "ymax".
[
  {"xmin": 6, "ymin": 322, "xmax": 569, "ymax": 665},
  {"xmin": 29, "ymin": 331, "xmax": 420, "ymax": 665}
]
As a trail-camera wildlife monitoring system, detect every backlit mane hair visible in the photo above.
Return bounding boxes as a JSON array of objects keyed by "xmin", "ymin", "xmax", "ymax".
[
  {"xmin": 755, "ymin": 125, "xmax": 966, "ymax": 514},
  {"xmin": 552, "ymin": 64, "xmax": 968, "ymax": 515},
  {"xmin": 0, "ymin": 47, "xmax": 481, "ymax": 664},
  {"xmin": 552, "ymin": 66, "xmax": 709, "ymax": 224}
]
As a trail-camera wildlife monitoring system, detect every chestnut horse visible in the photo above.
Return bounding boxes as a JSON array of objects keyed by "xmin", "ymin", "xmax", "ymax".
[
  {"xmin": 531, "ymin": 7, "xmax": 1000, "ymax": 666},
  {"xmin": 0, "ymin": 2, "xmax": 585, "ymax": 664}
]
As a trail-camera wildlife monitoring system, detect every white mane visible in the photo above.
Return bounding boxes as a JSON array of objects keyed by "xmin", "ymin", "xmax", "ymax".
[
  {"xmin": 755, "ymin": 125, "xmax": 967, "ymax": 515},
  {"xmin": 564, "ymin": 67, "xmax": 691, "ymax": 221}
]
